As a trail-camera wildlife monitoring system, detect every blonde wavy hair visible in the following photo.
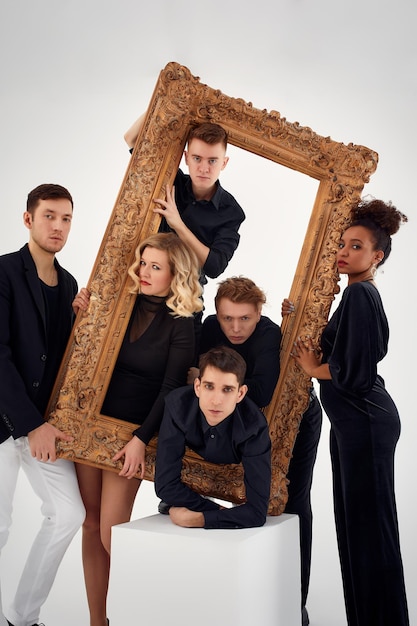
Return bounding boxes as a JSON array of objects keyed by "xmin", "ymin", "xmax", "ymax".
[{"xmin": 127, "ymin": 233, "xmax": 203, "ymax": 317}]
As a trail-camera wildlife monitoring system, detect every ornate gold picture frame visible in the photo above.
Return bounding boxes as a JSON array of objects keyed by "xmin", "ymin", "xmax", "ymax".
[{"xmin": 48, "ymin": 62, "xmax": 378, "ymax": 514}]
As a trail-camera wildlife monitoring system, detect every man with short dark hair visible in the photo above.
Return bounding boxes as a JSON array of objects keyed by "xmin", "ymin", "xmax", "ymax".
[
  {"xmin": 0, "ymin": 184, "xmax": 85, "ymax": 626},
  {"xmin": 155, "ymin": 346, "xmax": 271, "ymax": 529}
]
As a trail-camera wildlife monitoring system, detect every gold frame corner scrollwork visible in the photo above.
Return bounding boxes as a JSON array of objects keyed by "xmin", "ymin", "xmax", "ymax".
[{"xmin": 47, "ymin": 62, "xmax": 378, "ymax": 515}]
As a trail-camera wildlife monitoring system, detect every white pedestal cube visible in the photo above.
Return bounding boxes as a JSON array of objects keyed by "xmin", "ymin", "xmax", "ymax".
[{"xmin": 108, "ymin": 513, "xmax": 301, "ymax": 626}]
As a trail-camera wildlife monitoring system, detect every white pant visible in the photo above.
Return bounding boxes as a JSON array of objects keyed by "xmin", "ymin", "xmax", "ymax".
[{"xmin": 0, "ymin": 436, "xmax": 85, "ymax": 626}]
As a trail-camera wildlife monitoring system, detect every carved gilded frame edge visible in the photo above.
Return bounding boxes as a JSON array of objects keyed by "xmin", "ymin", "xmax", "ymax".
[{"xmin": 47, "ymin": 62, "xmax": 378, "ymax": 515}]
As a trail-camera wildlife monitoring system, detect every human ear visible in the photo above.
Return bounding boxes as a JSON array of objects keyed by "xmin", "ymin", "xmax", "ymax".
[
  {"xmin": 221, "ymin": 156, "xmax": 229, "ymax": 171},
  {"xmin": 23, "ymin": 211, "xmax": 33, "ymax": 229},
  {"xmin": 236, "ymin": 384, "xmax": 248, "ymax": 403},
  {"xmin": 194, "ymin": 377, "xmax": 201, "ymax": 398}
]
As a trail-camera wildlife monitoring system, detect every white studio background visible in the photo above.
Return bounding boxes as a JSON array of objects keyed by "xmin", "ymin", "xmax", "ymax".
[{"xmin": 0, "ymin": 1, "xmax": 415, "ymax": 625}]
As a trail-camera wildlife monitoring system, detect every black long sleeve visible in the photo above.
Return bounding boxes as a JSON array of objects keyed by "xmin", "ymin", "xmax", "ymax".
[
  {"xmin": 159, "ymin": 170, "xmax": 245, "ymax": 281},
  {"xmin": 102, "ymin": 296, "xmax": 195, "ymax": 444},
  {"xmin": 155, "ymin": 386, "xmax": 271, "ymax": 528}
]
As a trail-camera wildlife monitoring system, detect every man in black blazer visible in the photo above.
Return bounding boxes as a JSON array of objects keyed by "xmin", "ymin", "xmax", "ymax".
[{"xmin": 0, "ymin": 184, "xmax": 85, "ymax": 626}]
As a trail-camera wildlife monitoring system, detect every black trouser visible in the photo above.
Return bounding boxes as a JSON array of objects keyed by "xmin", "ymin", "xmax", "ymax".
[
  {"xmin": 327, "ymin": 390, "xmax": 409, "ymax": 626},
  {"xmin": 284, "ymin": 391, "xmax": 322, "ymax": 609}
]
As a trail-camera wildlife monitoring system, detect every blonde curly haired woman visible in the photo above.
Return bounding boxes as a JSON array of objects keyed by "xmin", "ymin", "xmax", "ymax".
[{"xmin": 72, "ymin": 232, "xmax": 203, "ymax": 626}]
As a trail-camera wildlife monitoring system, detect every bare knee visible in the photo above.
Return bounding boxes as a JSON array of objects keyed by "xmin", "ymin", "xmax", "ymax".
[{"xmin": 82, "ymin": 504, "xmax": 101, "ymax": 535}]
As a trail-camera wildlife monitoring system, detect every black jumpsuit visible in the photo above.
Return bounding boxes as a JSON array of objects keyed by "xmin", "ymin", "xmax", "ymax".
[{"xmin": 319, "ymin": 280, "xmax": 409, "ymax": 626}]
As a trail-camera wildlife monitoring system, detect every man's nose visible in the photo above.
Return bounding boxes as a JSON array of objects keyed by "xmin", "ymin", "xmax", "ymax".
[{"xmin": 212, "ymin": 392, "xmax": 222, "ymax": 406}]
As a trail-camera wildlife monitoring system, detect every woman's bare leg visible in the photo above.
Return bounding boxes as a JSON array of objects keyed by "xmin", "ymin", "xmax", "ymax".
[
  {"xmin": 100, "ymin": 470, "xmax": 141, "ymax": 554},
  {"xmin": 76, "ymin": 464, "xmax": 110, "ymax": 626},
  {"xmin": 76, "ymin": 464, "xmax": 141, "ymax": 625}
]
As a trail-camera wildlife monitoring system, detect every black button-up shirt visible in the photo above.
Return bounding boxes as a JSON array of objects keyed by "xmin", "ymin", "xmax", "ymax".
[
  {"xmin": 159, "ymin": 169, "xmax": 245, "ymax": 283},
  {"xmin": 155, "ymin": 385, "xmax": 271, "ymax": 529}
]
